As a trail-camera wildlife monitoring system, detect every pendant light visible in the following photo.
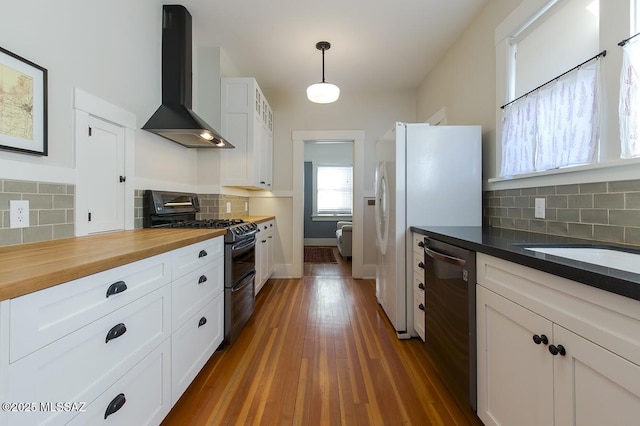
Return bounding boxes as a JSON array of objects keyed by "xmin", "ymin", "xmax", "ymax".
[{"xmin": 307, "ymin": 41, "xmax": 340, "ymax": 103}]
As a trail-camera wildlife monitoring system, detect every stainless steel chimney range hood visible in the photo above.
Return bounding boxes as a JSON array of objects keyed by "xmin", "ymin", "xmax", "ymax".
[{"xmin": 143, "ymin": 5, "xmax": 233, "ymax": 149}]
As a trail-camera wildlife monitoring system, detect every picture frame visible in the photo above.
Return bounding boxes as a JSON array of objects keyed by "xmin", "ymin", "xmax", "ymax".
[{"xmin": 0, "ymin": 46, "xmax": 48, "ymax": 156}]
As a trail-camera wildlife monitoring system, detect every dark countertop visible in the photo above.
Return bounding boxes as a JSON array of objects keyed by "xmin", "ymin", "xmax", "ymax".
[{"xmin": 410, "ymin": 226, "xmax": 640, "ymax": 302}]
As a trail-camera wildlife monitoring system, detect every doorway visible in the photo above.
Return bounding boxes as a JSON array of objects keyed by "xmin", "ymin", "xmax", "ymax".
[{"xmin": 292, "ymin": 130, "xmax": 365, "ymax": 279}]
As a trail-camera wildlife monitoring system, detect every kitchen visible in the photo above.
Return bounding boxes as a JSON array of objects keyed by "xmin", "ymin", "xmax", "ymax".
[{"xmin": 1, "ymin": 0, "xmax": 640, "ymax": 424}]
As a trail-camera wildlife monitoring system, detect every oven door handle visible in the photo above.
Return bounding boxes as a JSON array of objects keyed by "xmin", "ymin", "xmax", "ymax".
[
  {"xmin": 424, "ymin": 247, "xmax": 466, "ymax": 267},
  {"xmin": 232, "ymin": 271, "xmax": 256, "ymax": 292},
  {"xmin": 231, "ymin": 237, "xmax": 256, "ymax": 251}
]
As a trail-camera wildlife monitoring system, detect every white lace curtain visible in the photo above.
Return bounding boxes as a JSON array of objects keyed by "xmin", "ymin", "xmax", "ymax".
[
  {"xmin": 501, "ymin": 63, "xmax": 600, "ymax": 177},
  {"xmin": 620, "ymin": 40, "xmax": 640, "ymax": 158}
]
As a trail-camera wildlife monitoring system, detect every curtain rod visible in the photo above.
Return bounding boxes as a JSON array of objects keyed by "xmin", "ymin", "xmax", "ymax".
[
  {"xmin": 619, "ymin": 32, "xmax": 640, "ymax": 47},
  {"xmin": 500, "ymin": 50, "xmax": 607, "ymax": 110}
]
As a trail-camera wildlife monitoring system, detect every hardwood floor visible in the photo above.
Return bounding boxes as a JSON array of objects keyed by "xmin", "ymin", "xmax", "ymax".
[{"xmin": 162, "ymin": 247, "xmax": 482, "ymax": 425}]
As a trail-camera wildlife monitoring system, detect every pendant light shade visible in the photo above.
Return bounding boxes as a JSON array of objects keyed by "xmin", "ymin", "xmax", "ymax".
[{"xmin": 307, "ymin": 41, "xmax": 340, "ymax": 103}]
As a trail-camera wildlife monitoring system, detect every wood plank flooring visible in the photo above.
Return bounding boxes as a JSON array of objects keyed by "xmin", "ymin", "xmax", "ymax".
[{"xmin": 162, "ymin": 247, "xmax": 482, "ymax": 425}]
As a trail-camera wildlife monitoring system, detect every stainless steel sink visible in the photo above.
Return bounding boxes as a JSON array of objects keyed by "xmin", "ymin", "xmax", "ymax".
[{"xmin": 524, "ymin": 246, "xmax": 640, "ymax": 274}]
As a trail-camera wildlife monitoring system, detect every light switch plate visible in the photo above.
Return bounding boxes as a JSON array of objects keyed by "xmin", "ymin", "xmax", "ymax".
[
  {"xmin": 534, "ymin": 198, "xmax": 545, "ymax": 219},
  {"xmin": 10, "ymin": 200, "xmax": 30, "ymax": 228},
  {"xmin": 226, "ymin": 201, "xmax": 231, "ymax": 213}
]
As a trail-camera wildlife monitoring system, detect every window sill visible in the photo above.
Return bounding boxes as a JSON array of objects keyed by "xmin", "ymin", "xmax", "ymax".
[
  {"xmin": 487, "ymin": 157, "xmax": 640, "ymax": 190},
  {"xmin": 311, "ymin": 215, "xmax": 352, "ymax": 222}
]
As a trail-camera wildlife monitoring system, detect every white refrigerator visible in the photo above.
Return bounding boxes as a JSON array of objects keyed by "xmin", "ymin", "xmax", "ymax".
[{"xmin": 374, "ymin": 122, "xmax": 482, "ymax": 338}]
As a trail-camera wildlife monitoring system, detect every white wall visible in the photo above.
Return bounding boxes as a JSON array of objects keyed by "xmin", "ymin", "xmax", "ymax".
[
  {"xmin": 0, "ymin": 0, "xmax": 203, "ymax": 191},
  {"xmin": 416, "ymin": 0, "xmax": 525, "ymax": 183},
  {"xmin": 250, "ymin": 89, "xmax": 416, "ymax": 277}
]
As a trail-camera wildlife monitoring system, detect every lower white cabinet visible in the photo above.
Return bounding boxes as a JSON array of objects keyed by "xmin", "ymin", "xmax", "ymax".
[
  {"xmin": 477, "ymin": 253, "xmax": 640, "ymax": 426},
  {"xmin": 171, "ymin": 292, "xmax": 224, "ymax": 403},
  {"xmin": 411, "ymin": 232, "xmax": 426, "ymax": 341},
  {"xmin": 6, "ymin": 284, "xmax": 171, "ymax": 426},
  {"xmin": 255, "ymin": 220, "xmax": 275, "ymax": 295},
  {"xmin": 67, "ymin": 339, "xmax": 171, "ymax": 426},
  {"xmin": 0, "ymin": 235, "xmax": 225, "ymax": 426}
]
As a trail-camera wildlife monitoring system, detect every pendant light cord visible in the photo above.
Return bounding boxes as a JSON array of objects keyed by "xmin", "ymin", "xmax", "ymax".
[{"xmin": 321, "ymin": 47, "xmax": 326, "ymax": 83}]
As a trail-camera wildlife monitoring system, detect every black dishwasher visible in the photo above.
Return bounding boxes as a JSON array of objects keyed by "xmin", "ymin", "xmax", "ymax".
[{"xmin": 423, "ymin": 236, "xmax": 476, "ymax": 412}]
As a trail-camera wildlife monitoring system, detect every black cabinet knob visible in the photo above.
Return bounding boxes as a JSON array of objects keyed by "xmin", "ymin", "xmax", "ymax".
[
  {"xmin": 104, "ymin": 393, "xmax": 126, "ymax": 419},
  {"xmin": 549, "ymin": 344, "xmax": 566, "ymax": 356},
  {"xmin": 198, "ymin": 275, "xmax": 207, "ymax": 284},
  {"xmin": 198, "ymin": 250, "xmax": 208, "ymax": 258},
  {"xmin": 198, "ymin": 316, "xmax": 207, "ymax": 327},
  {"xmin": 418, "ymin": 241, "xmax": 425, "ymax": 248},
  {"xmin": 106, "ymin": 281, "xmax": 127, "ymax": 298},
  {"xmin": 533, "ymin": 334, "xmax": 549, "ymax": 345},
  {"xmin": 418, "ymin": 262, "xmax": 424, "ymax": 269},
  {"xmin": 105, "ymin": 323, "xmax": 127, "ymax": 343},
  {"xmin": 418, "ymin": 283, "xmax": 425, "ymax": 290},
  {"xmin": 418, "ymin": 303, "xmax": 425, "ymax": 311}
]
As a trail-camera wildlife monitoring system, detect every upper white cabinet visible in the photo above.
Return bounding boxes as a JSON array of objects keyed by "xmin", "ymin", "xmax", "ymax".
[
  {"xmin": 220, "ymin": 78, "xmax": 273, "ymax": 190},
  {"xmin": 476, "ymin": 253, "xmax": 640, "ymax": 426}
]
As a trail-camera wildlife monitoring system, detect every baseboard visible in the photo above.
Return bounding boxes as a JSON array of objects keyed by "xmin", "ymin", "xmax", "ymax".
[{"xmin": 303, "ymin": 238, "xmax": 337, "ymax": 246}]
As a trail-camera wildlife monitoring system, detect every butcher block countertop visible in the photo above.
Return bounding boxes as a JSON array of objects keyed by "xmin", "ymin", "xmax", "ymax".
[
  {"xmin": 242, "ymin": 215, "xmax": 275, "ymax": 224},
  {"xmin": 0, "ymin": 228, "xmax": 226, "ymax": 301}
]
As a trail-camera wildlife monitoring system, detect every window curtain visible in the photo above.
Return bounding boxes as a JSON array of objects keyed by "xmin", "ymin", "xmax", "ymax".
[
  {"xmin": 501, "ymin": 63, "xmax": 600, "ymax": 177},
  {"xmin": 620, "ymin": 40, "xmax": 640, "ymax": 158}
]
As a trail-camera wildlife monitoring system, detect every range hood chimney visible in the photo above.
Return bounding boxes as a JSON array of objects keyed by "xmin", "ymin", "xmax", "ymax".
[{"xmin": 142, "ymin": 5, "xmax": 233, "ymax": 148}]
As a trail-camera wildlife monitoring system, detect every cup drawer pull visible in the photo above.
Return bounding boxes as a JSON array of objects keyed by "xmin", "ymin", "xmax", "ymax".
[{"xmin": 105, "ymin": 323, "xmax": 127, "ymax": 343}]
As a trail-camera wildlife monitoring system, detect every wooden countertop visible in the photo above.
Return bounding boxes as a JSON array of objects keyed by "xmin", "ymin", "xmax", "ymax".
[
  {"xmin": 241, "ymin": 216, "xmax": 275, "ymax": 224},
  {"xmin": 0, "ymin": 228, "xmax": 226, "ymax": 301}
]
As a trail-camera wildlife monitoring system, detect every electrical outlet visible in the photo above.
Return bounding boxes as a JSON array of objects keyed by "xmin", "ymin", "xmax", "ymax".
[
  {"xmin": 534, "ymin": 198, "xmax": 546, "ymax": 219},
  {"xmin": 244, "ymin": 202, "xmax": 248, "ymax": 211},
  {"xmin": 226, "ymin": 201, "xmax": 231, "ymax": 214},
  {"xmin": 10, "ymin": 200, "xmax": 30, "ymax": 229}
]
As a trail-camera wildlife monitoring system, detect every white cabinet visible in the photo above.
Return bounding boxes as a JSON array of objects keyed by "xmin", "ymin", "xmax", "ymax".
[
  {"xmin": 220, "ymin": 77, "xmax": 273, "ymax": 190},
  {"xmin": 411, "ymin": 233, "xmax": 426, "ymax": 341},
  {"xmin": 476, "ymin": 253, "xmax": 640, "ymax": 426},
  {"xmin": 67, "ymin": 339, "xmax": 171, "ymax": 426},
  {"xmin": 171, "ymin": 292, "xmax": 224, "ymax": 402},
  {"xmin": 0, "ymin": 235, "xmax": 226, "ymax": 426},
  {"xmin": 255, "ymin": 219, "xmax": 276, "ymax": 295},
  {"xmin": 170, "ymin": 237, "xmax": 224, "ymax": 404}
]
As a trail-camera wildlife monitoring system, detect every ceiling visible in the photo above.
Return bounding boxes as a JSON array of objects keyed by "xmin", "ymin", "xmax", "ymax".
[{"xmin": 177, "ymin": 0, "xmax": 489, "ymax": 97}]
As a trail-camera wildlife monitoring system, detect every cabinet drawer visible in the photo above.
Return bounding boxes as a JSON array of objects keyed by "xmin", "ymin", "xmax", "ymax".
[
  {"xmin": 413, "ymin": 302, "xmax": 426, "ymax": 342},
  {"xmin": 6, "ymin": 286, "xmax": 171, "ymax": 426},
  {"xmin": 67, "ymin": 338, "xmax": 171, "ymax": 426},
  {"xmin": 172, "ymin": 256, "xmax": 224, "ymax": 331},
  {"xmin": 172, "ymin": 292, "xmax": 224, "ymax": 403},
  {"xmin": 9, "ymin": 252, "xmax": 170, "ymax": 362},
  {"xmin": 412, "ymin": 233, "xmax": 425, "ymax": 253},
  {"xmin": 413, "ymin": 251, "xmax": 425, "ymax": 275},
  {"xmin": 172, "ymin": 237, "xmax": 223, "ymax": 280},
  {"xmin": 413, "ymin": 272, "xmax": 425, "ymax": 296}
]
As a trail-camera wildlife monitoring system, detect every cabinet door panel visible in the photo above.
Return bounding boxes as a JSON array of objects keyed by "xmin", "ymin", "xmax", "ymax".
[
  {"xmin": 554, "ymin": 325, "xmax": 640, "ymax": 426},
  {"xmin": 171, "ymin": 292, "xmax": 224, "ymax": 403},
  {"xmin": 477, "ymin": 286, "xmax": 554, "ymax": 426},
  {"xmin": 67, "ymin": 339, "xmax": 171, "ymax": 426},
  {"xmin": 10, "ymin": 253, "xmax": 170, "ymax": 362}
]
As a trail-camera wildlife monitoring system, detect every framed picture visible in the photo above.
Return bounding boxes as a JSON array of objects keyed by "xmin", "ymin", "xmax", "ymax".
[{"xmin": 0, "ymin": 46, "xmax": 47, "ymax": 155}]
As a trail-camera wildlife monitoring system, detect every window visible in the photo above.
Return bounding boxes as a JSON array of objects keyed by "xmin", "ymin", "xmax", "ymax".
[
  {"xmin": 619, "ymin": 1, "xmax": 640, "ymax": 158},
  {"xmin": 313, "ymin": 165, "xmax": 353, "ymax": 217},
  {"xmin": 499, "ymin": 0, "xmax": 601, "ymax": 177}
]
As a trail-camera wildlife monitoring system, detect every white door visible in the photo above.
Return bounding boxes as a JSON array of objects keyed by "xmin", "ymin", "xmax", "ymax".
[
  {"xmin": 554, "ymin": 325, "xmax": 640, "ymax": 425},
  {"xmin": 477, "ymin": 286, "xmax": 554, "ymax": 426},
  {"xmin": 78, "ymin": 115, "xmax": 125, "ymax": 234}
]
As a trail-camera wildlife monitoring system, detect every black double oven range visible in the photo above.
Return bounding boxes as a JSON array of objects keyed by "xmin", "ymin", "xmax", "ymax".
[{"xmin": 143, "ymin": 190, "xmax": 256, "ymax": 346}]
